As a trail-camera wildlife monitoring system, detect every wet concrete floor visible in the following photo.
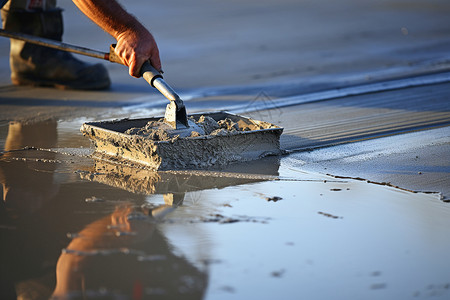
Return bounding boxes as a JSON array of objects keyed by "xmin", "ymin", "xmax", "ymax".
[
  {"xmin": 1, "ymin": 0, "xmax": 450, "ymax": 299},
  {"xmin": 1, "ymin": 118, "xmax": 450, "ymax": 300}
]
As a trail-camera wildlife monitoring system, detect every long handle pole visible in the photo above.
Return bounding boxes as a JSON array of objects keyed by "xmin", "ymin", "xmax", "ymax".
[
  {"xmin": 0, "ymin": 28, "xmax": 109, "ymax": 60},
  {"xmin": 0, "ymin": 28, "xmax": 189, "ymax": 128}
]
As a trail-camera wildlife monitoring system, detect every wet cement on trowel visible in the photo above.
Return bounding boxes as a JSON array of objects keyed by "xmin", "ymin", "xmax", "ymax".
[
  {"xmin": 85, "ymin": 115, "xmax": 282, "ymax": 170},
  {"xmin": 124, "ymin": 115, "xmax": 272, "ymax": 140}
]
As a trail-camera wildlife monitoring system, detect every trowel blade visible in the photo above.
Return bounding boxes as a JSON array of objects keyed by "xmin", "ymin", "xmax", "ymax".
[
  {"xmin": 175, "ymin": 105, "xmax": 189, "ymax": 129},
  {"xmin": 164, "ymin": 100, "xmax": 189, "ymax": 130}
]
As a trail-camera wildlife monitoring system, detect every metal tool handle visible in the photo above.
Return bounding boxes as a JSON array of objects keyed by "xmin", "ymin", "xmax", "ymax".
[
  {"xmin": 0, "ymin": 28, "xmax": 108, "ymax": 60},
  {"xmin": 140, "ymin": 62, "xmax": 189, "ymax": 128},
  {"xmin": 140, "ymin": 61, "xmax": 163, "ymax": 88},
  {"xmin": 0, "ymin": 31, "xmax": 190, "ymax": 129}
]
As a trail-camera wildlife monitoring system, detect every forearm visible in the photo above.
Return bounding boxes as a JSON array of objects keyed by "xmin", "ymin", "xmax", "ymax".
[
  {"xmin": 72, "ymin": 0, "xmax": 145, "ymax": 40},
  {"xmin": 72, "ymin": 0, "xmax": 162, "ymax": 77}
]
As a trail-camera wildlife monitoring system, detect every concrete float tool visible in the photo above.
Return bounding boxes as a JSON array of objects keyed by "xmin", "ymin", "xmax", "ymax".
[
  {"xmin": 0, "ymin": 29, "xmax": 283, "ymax": 170},
  {"xmin": 0, "ymin": 28, "xmax": 189, "ymax": 131}
]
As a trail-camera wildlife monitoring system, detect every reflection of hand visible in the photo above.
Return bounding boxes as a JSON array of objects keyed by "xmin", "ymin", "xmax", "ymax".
[
  {"xmin": 64, "ymin": 205, "xmax": 155, "ymax": 251},
  {"xmin": 52, "ymin": 205, "xmax": 155, "ymax": 297},
  {"xmin": 52, "ymin": 204, "xmax": 207, "ymax": 299},
  {"xmin": 110, "ymin": 204, "xmax": 154, "ymax": 234},
  {"xmin": 110, "ymin": 204, "xmax": 133, "ymax": 231}
]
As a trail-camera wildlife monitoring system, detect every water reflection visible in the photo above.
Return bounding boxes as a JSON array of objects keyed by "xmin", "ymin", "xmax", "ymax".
[
  {"xmin": 80, "ymin": 157, "xmax": 280, "ymax": 199},
  {"xmin": 0, "ymin": 120, "xmax": 280, "ymax": 299},
  {"xmin": 1, "ymin": 120, "xmax": 60, "ymax": 299},
  {"xmin": 1, "ymin": 120, "xmax": 58, "ymax": 217},
  {"xmin": 52, "ymin": 204, "xmax": 207, "ymax": 299}
]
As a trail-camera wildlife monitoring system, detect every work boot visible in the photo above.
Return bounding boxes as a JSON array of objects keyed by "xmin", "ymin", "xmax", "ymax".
[{"xmin": 1, "ymin": 8, "xmax": 110, "ymax": 90}]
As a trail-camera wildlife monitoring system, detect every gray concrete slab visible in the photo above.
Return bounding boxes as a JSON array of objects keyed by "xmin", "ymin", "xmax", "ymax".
[
  {"xmin": 289, "ymin": 127, "xmax": 450, "ymax": 200},
  {"xmin": 239, "ymin": 77, "xmax": 450, "ymax": 199}
]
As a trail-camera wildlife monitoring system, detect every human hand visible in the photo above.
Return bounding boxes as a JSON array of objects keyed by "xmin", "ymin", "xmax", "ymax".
[{"xmin": 115, "ymin": 27, "xmax": 162, "ymax": 78}]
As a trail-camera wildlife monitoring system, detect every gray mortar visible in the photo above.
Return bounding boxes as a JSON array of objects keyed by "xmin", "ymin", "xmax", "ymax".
[
  {"xmin": 81, "ymin": 112, "xmax": 283, "ymax": 170},
  {"xmin": 123, "ymin": 115, "xmax": 258, "ymax": 140},
  {"xmin": 125, "ymin": 119, "xmax": 206, "ymax": 139}
]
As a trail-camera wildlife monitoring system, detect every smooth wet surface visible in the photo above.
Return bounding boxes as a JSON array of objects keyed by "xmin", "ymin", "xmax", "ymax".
[{"xmin": 1, "ymin": 120, "xmax": 450, "ymax": 300}]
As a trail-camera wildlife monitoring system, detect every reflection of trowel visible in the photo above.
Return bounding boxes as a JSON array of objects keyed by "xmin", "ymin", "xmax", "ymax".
[{"xmin": 79, "ymin": 157, "xmax": 280, "ymax": 195}]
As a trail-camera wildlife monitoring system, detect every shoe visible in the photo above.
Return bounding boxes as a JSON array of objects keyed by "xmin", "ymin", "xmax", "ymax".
[{"xmin": 1, "ymin": 8, "xmax": 110, "ymax": 90}]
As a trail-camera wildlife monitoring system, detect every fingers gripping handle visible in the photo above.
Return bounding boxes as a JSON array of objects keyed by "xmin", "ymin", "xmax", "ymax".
[{"xmin": 108, "ymin": 44, "xmax": 162, "ymax": 87}]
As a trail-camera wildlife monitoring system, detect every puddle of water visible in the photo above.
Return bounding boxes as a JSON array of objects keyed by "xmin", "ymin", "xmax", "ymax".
[
  {"xmin": 178, "ymin": 180, "xmax": 450, "ymax": 300},
  {"xmin": 1, "ymin": 120, "xmax": 450, "ymax": 300}
]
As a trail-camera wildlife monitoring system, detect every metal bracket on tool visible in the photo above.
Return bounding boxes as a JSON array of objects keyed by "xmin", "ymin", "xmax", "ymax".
[
  {"xmin": 164, "ymin": 99, "xmax": 188, "ymax": 129},
  {"xmin": 141, "ymin": 62, "xmax": 189, "ymax": 129}
]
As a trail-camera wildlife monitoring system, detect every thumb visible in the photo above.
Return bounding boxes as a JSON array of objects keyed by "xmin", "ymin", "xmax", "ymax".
[{"xmin": 129, "ymin": 59, "xmax": 142, "ymax": 78}]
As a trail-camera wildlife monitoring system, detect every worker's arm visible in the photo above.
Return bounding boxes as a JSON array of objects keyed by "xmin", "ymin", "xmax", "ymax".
[{"xmin": 72, "ymin": 0, "xmax": 161, "ymax": 77}]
